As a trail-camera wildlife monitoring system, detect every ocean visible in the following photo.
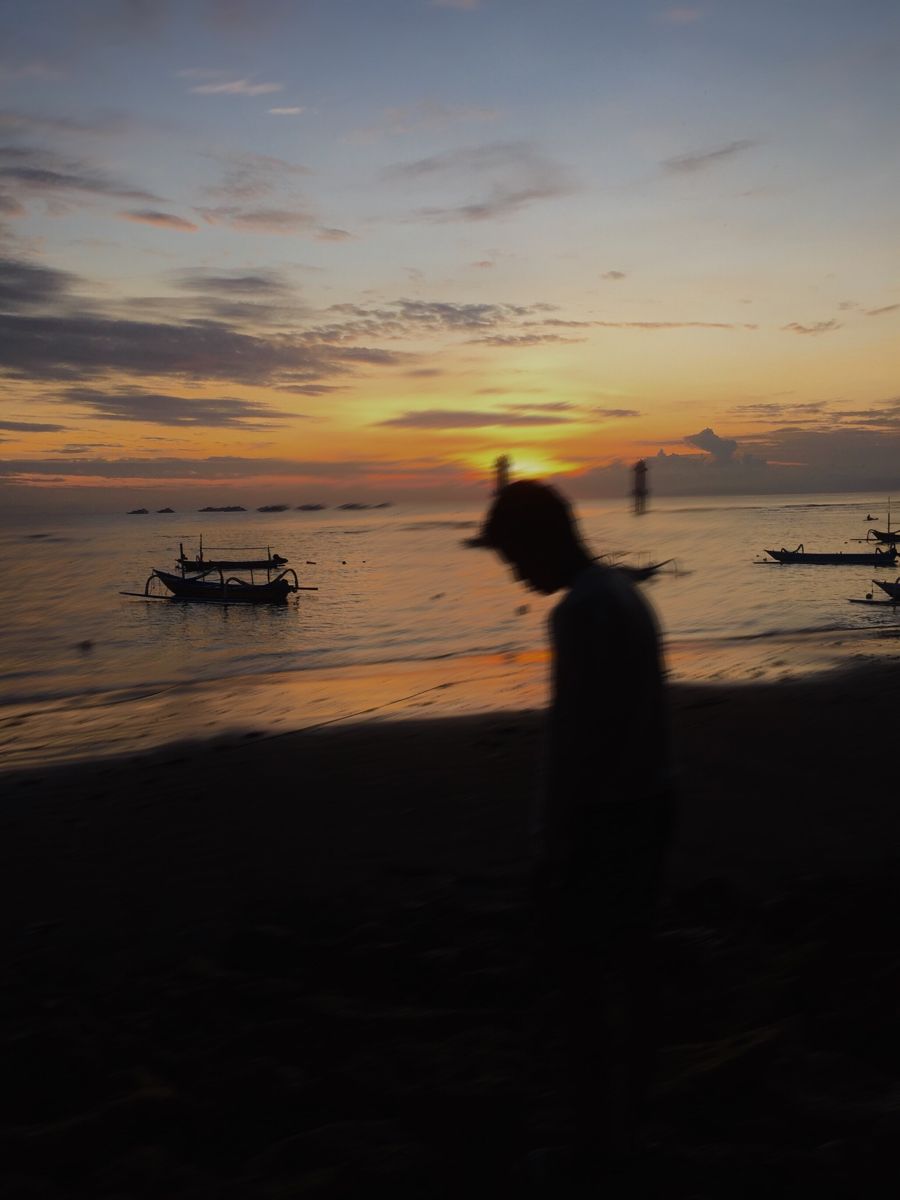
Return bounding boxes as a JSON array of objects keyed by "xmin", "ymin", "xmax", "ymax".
[{"xmin": 3, "ymin": 492, "xmax": 899, "ymax": 768}]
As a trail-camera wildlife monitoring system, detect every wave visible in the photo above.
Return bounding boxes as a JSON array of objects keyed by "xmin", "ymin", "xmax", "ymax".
[
  {"xmin": 662, "ymin": 500, "xmax": 879, "ymax": 515},
  {"xmin": 671, "ymin": 621, "xmax": 886, "ymax": 645},
  {"xmin": 0, "ymin": 640, "xmax": 530, "ymax": 713},
  {"xmin": 395, "ymin": 520, "xmax": 478, "ymax": 532}
]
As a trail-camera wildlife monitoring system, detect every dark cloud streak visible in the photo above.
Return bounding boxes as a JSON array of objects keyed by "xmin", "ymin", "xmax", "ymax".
[
  {"xmin": 662, "ymin": 139, "xmax": 757, "ymax": 174},
  {"xmin": 57, "ymin": 387, "xmax": 297, "ymax": 429},
  {"xmin": 377, "ymin": 408, "xmax": 572, "ymax": 429}
]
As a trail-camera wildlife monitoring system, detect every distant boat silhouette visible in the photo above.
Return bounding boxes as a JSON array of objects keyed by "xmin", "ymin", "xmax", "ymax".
[
  {"xmin": 127, "ymin": 507, "xmax": 149, "ymax": 514},
  {"xmin": 297, "ymin": 503, "xmax": 326, "ymax": 511},
  {"xmin": 257, "ymin": 504, "xmax": 289, "ymax": 512},
  {"xmin": 765, "ymin": 544, "xmax": 897, "ymax": 565},
  {"xmin": 156, "ymin": 507, "xmax": 175, "ymax": 513}
]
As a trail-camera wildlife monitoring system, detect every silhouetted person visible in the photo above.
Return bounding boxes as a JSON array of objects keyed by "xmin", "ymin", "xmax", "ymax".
[
  {"xmin": 469, "ymin": 480, "xmax": 672, "ymax": 1181},
  {"xmin": 632, "ymin": 459, "xmax": 649, "ymax": 515}
]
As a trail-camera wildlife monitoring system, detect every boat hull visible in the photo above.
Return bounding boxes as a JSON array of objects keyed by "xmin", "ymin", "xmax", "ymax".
[
  {"xmin": 765, "ymin": 548, "xmax": 897, "ymax": 565},
  {"xmin": 153, "ymin": 569, "xmax": 296, "ymax": 603}
]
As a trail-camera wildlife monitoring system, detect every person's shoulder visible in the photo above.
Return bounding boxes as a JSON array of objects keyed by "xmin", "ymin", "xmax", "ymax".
[{"xmin": 554, "ymin": 563, "xmax": 619, "ymax": 619}]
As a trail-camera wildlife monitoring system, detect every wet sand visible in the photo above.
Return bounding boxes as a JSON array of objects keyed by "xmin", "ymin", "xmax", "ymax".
[{"xmin": 3, "ymin": 664, "xmax": 899, "ymax": 1196}]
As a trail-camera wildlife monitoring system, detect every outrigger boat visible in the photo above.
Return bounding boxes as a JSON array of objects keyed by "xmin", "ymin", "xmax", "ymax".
[
  {"xmin": 146, "ymin": 567, "xmax": 300, "ymax": 603},
  {"xmin": 764, "ymin": 544, "xmax": 898, "ymax": 566},
  {"xmin": 872, "ymin": 578, "xmax": 900, "ymax": 601},
  {"xmin": 120, "ymin": 540, "xmax": 314, "ymax": 604},
  {"xmin": 866, "ymin": 498, "xmax": 900, "ymax": 545}
]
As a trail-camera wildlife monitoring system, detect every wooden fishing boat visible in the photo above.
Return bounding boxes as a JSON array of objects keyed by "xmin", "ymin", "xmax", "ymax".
[
  {"xmin": 765, "ymin": 544, "xmax": 898, "ymax": 566},
  {"xmin": 120, "ymin": 538, "xmax": 316, "ymax": 603},
  {"xmin": 866, "ymin": 497, "xmax": 898, "ymax": 543},
  {"xmin": 866, "ymin": 529, "xmax": 900, "ymax": 545},
  {"xmin": 136, "ymin": 566, "xmax": 301, "ymax": 604},
  {"xmin": 872, "ymin": 577, "xmax": 900, "ymax": 601}
]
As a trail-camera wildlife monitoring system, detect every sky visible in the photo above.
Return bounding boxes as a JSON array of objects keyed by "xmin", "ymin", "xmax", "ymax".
[{"xmin": 1, "ymin": 0, "xmax": 899, "ymax": 511}]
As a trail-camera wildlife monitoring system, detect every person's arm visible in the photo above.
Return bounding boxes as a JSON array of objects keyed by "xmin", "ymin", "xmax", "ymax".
[{"xmin": 538, "ymin": 598, "xmax": 614, "ymax": 866}]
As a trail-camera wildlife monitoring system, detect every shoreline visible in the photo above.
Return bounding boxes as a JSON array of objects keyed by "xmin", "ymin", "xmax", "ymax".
[
  {"xmin": 3, "ymin": 663, "xmax": 899, "ymax": 1192},
  {"xmin": 5, "ymin": 659, "xmax": 900, "ymax": 899},
  {"xmin": 4, "ymin": 619, "xmax": 900, "ymax": 773}
]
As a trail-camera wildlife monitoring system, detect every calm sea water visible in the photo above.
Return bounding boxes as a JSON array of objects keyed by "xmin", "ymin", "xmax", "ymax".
[{"xmin": 3, "ymin": 493, "xmax": 899, "ymax": 767}]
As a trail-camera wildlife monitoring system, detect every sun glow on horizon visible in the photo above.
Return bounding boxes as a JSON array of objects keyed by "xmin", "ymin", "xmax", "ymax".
[{"xmin": 1, "ymin": 1, "xmax": 899, "ymax": 512}]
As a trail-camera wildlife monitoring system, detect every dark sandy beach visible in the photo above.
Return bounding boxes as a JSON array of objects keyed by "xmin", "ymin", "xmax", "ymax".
[{"xmin": 3, "ymin": 664, "xmax": 899, "ymax": 1197}]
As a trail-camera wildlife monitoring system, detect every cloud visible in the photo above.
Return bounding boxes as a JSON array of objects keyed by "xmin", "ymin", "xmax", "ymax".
[
  {"xmin": 684, "ymin": 426, "xmax": 738, "ymax": 462},
  {"xmin": 601, "ymin": 270, "xmax": 626, "ymax": 280},
  {"xmin": 0, "ymin": 256, "xmax": 80, "ymax": 310},
  {"xmin": 594, "ymin": 408, "xmax": 640, "ymax": 418},
  {"xmin": 0, "ymin": 311, "xmax": 403, "ymax": 385},
  {"xmin": 0, "ymin": 455, "xmax": 402, "ymax": 481},
  {"xmin": 419, "ymin": 184, "xmax": 569, "ymax": 223},
  {"xmin": 729, "ymin": 401, "xmax": 826, "ymax": 422},
  {"xmin": 269, "ymin": 107, "xmax": 304, "ymax": 116},
  {"xmin": 500, "ymin": 401, "xmax": 572, "ymax": 413},
  {"xmin": 0, "ymin": 60, "xmax": 61, "ymax": 82},
  {"xmin": 0, "ymin": 191, "xmax": 24, "ymax": 216},
  {"xmin": 275, "ymin": 383, "xmax": 343, "ymax": 396},
  {"xmin": 190, "ymin": 78, "xmax": 283, "ymax": 96},
  {"xmin": 471, "ymin": 260, "xmax": 493, "ymax": 269},
  {"xmin": 593, "ymin": 320, "xmax": 749, "ymax": 330},
  {"xmin": 782, "ymin": 320, "xmax": 840, "ymax": 335},
  {"xmin": 348, "ymin": 100, "xmax": 497, "ymax": 142},
  {"xmin": 0, "ymin": 110, "xmax": 140, "ymax": 137},
  {"xmin": 118, "ymin": 209, "xmax": 199, "ymax": 232},
  {"xmin": 172, "ymin": 268, "xmax": 291, "ymax": 295},
  {"xmin": 377, "ymin": 408, "xmax": 572, "ymax": 429},
  {"xmin": 57, "ymin": 387, "xmax": 297, "ymax": 428},
  {"xmin": 0, "ymin": 419, "xmax": 67, "ymax": 432},
  {"xmin": 312, "ymin": 297, "xmax": 539, "ymax": 341},
  {"xmin": 315, "ymin": 226, "xmax": 353, "ymax": 241},
  {"xmin": 203, "ymin": 151, "xmax": 311, "ymax": 201},
  {"xmin": 659, "ymin": 7, "xmax": 703, "ymax": 24},
  {"xmin": 204, "ymin": 1, "xmax": 295, "ymax": 33},
  {"xmin": 662, "ymin": 139, "xmax": 756, "ymax": 174},
  {"xmin": 0, "ymin": 145, "xmax": 158, "ymax": 205},
  {"xmin": 469, "ymin": 332, "xmax": 584, "ymax": 346},
  {"xmin": 866, "ymin": 303, "xmax": 900, "ymax": 317},
  {"xmin": 196, "ymin": 205, "xmax": 315, "ymax": 233},
  {"xmin": 386, "ymin": 141, "xmax": 575, "ymax": 222},
  {"xmin": 430, "ymin": 0, "xmax": 480, "ymax": 9}
]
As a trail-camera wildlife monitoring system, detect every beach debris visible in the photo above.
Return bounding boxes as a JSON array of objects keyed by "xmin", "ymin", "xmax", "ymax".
[
  {"xmin": 76, "ymin": 639, "xmax": 94, "ymax": 651},
  {"xmin": 306, "ymin": 560, "xmax": 317, "ymax": 565},
  {"xmin": 431, "ymin": 593, "xmax": 445, "ymax": 601},
  {"xmin": 516, "ymin": 604, "xmax": 529, "ymax": 616}
]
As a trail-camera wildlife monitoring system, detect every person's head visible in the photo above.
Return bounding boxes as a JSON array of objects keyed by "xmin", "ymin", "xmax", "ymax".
[{"xmin": 469, "ymin": 479, "xmax": 589, "ymax": 593}]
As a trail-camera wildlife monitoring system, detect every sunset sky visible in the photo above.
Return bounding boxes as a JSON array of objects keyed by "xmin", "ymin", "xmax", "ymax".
[{"xmin": 2, "ymin": 0, "xmax": 899, "ymax": 509}]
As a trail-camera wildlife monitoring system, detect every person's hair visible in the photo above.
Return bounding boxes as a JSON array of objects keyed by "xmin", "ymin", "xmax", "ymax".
[{"xmin": 479, "ymin": 480, "xmax": 582, "ymax": 554}]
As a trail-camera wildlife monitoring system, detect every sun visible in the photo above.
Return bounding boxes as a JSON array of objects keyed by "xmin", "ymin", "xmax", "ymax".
[{"xmin": 466, "ymin": 450, "xmax": 577, "ymax": 480}]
